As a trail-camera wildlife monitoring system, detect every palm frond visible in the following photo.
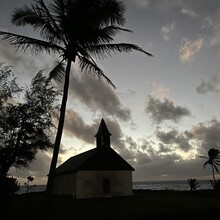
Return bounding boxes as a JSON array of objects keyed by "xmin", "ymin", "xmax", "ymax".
[
  {"xmin": 77, "ymin": 55, "xmax": 116, "ymax": 89},
  {"xmin": 37, "ymin": 0, "xmax": 67, "ymax": 45},
  {"xmin": 214, "ymin": 160, "xmax": 220, "ymax": 166},
  {"xmin": 48, "ymin": 60, "xmax": 65, "ymax": 84},
  {"xmin": 203, "ymin": 160, "xmax": 210, "ymax": 169},
  {"xmin": 84, "ymin": 25, "xmax": 132, "ymax": 45},
  {"xmin": 12, "ymin": 5, "xmax": 36, "ymax": 26},
  {"xmin": 214, "ymin": 164, "xmax": 220, "ymax": 173},
  {"xmin": 87, "ymin": 43, "xmax": 153, "ymax": 59},
  {"xmin": 11, "ymin": 0, "xmax": 64, "ymax": 44},
  {"xmin": 94, "ymin": 0, "xmax": 126, "ymax": 26},
  {"xmin": 0, "ymin": 31, "xmax": 64, "ymax": 54}
]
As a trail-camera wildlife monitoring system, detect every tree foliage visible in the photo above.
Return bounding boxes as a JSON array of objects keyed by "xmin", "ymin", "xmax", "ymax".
[
  {"xmin": 0, "ymin": 65, "xmax": 59, "ymax": 177},
  {"xmin": 0, "ymin": 176, "xmax": 20, "ymax": 195},
  {"xmin": 0, "ymin": 63, "xmax": 21, "ymax": 106}
]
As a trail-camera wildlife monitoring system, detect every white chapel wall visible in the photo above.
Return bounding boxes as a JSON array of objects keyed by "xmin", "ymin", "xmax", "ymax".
[{"xmin": 76, "ymin": 170, "xmax": 133, "ymax": 199}]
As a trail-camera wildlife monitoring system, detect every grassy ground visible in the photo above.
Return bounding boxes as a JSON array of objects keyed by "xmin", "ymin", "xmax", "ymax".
[{"xmin": 3, "ymin": 190, "xmax": 220, "ymax": 220}]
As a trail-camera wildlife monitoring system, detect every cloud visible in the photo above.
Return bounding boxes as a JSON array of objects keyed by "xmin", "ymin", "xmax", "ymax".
[
  {"xmin": 151, "ymin": 82, "xmax": 170, "ymax": 100},
  {"xmin": 156, "ymin": 129, "xmax": 193, "ymax": 151},
  {"xmin": 181, "ymin": 8, "xmax": 197, "ymax": 18},
  {"xmin": 10, "ymin": 151, "xmax": 52, "ymax": 185},
  {"xmin": 160, "ymin": 22, "xmax": 176, "ymax": 41},
  {"xmin": 210, "ymin": 28, "xmax": 220, "ymax": 46},
  {"xmin": 63, "ymin": 110, "xmax": 125, "ymax": 150},
  {"xmin": 145, "ymin": 95, "xmax": 191, "ymax": 124},
  {"xmin": 179, "ymin": 38, "xmax": 205, "ymax": 63},
  {"xmin": 202, "ymin": 13, "xmax": 220, "ymax": 46},
  {"xmin": 202, "ymin": 16, "xmax": 214, "ymax": 29},
  {"xmin": 64, "ymin": 110, "xmax": 97, "ymax": 144},
  {"xmin": 68, "ymin": 73, "xmax": 131, "ymax": 122},
  {"xmin": 133, "ymin": 0, "xmax": 151, "ymax": 9},
  {"xmin": 133, "ymin": 158, "xmax": 209, "ymax": 181},
  {"xmin": 0, "ymin": 40, "xmax": 59, "ymax": 85},
  {"xmin": 196, "ymin": 75, "xmax": 220, "ymax": 95},
  {"xmin": 11, "ymin": 116, "xmax": 220, "ymax": 184},
  {"xmin": 155, "ymin": 117, "xmax": 220, "ymax": 156},
  {"xmin": 191, "ymin": 118, "xmax": 220, "ymax": 155}
]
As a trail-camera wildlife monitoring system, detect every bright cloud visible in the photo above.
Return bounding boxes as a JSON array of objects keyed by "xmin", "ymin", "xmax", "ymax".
[
  {"xmin": 160, "ymin": 22, "xmax": 176, "ymax": 41},
  {"xmin": 151, "ymin": 82, "xmax": 170, "ymax": 100},
  {"xmin": 181, "ymin": 8, "xmax": 197, "ymax": 18},
  {"xmin": 179, "ymin": 38, "xmax": 205, "ymax": 63}
]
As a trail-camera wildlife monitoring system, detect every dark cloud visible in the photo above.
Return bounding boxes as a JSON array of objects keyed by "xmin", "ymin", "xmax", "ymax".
[
  {"xmin": 158, "ymin": 143, "xmax": 174, "ymax": 154},
  {"xmin": 64, "ymin": 110, "xmax": 97, "ymax": 144},
  {"xmin": 68, "ymin": 72, "xmax": 131, "ymax": 122},
  {"xmin": 154, "ymin": 118, "xmax": 220, "ymax": 155},
  {"xmin": 196, "ymin": 75, "xmax": 219, "ymax": 94},
  {"xmin": 191, "ymin": 118, "xmax": 220, "ymax": 155},
  {"xmin": 64, "ymin": 110, "xmax": 125, "ymax": 149},
  {"xmin": 156, "ymin": 129, "xmax": 193, "ymax": 151},
  {"xmin": 145, "ymin": 95, "xmax": 191, "ymax": 124},
  {"xmin": 133, "ymin": 158, "xmax": 210, "ymax": 181}
]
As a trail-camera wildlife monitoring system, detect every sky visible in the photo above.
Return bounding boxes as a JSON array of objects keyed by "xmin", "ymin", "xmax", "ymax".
[{"xmin": 1, "ymin": 0, "xmax": 220, "ymax": 185}]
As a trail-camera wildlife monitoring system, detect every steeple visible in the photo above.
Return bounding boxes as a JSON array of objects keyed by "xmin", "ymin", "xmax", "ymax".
[{"xmin": 95, "ymin": 118, "xmax": 112, "ymax": 148}]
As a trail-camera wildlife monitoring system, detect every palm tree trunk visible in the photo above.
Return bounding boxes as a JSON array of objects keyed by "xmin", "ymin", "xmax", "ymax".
[
  {"xmin": 46, "ymin": 59, "xmax": 72, "ymax": 193},
  {"xmin": 212, "ymin": 165, "xmax": 216, "ymax": 185}
]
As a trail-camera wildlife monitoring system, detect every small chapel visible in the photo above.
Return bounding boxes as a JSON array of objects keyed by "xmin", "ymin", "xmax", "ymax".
[{"xmin": 52, "ymin": 118, "xmax": 135, "ymax": 199}]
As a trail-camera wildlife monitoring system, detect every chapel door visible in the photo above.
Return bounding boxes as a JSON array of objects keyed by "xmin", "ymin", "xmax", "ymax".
[{"xmin": 102, "ymin": 178, "xmax": 110, "ymax": 194}]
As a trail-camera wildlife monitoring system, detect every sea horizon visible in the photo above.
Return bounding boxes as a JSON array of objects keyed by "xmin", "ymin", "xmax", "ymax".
[{"xmin": 17, "ymin": 179, "xmax": 213, "ymax": 194}]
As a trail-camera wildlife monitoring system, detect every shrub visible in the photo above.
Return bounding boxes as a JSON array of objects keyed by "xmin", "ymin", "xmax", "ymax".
[{"xmin": 0, "ymin": 176, "xmax": 20, "ymax": 195}]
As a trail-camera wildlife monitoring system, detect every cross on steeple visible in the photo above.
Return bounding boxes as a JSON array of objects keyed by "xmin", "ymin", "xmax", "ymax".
[{"xmin": 95, "ymin": 119, "xmax": 112, "ymax": 148}]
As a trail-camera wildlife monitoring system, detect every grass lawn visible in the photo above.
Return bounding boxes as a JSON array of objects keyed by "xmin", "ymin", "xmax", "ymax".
[{"xmin": 3, "ymin": 190, "xmax": 220, "ymax": 220}]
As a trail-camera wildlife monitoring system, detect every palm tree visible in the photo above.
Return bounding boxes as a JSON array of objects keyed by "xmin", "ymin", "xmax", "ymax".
[
  {"xmin": 187, "ymin": 178, "xmax": 200, "ymax": 191},
  {"xmin": 25, "ymin": 176, "xmax": 36, "ymax": 193},
  {"xmin": 200, "ymin": 148, "xmax": 220, "ymax": 187},
  {"xmin": 0, "ymin": 0, "xmax": 152, "ymax": 192}
]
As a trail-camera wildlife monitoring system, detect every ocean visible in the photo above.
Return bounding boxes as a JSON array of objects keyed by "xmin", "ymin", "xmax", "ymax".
[
  {"xmin": 17, "ymin": 180, "xmax": 213, "ymax": 194},
  {"xmin": 133, "ymin": 180, "xmax": 213, "ymax": 191}
]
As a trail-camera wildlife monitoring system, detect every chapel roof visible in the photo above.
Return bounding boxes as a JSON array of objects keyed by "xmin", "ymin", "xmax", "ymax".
[
  {"xmin": 55, "ymin": 147, "xmax": 134, "ymax": 175},
  {"xmin": 54, "ymin": 118, "xmax": 134, "ymax": 176}
]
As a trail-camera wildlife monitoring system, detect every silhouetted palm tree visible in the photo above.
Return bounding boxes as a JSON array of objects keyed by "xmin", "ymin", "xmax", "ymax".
[
  {"xmin": 0, "ymin": 0, "xmax": 152, "ymax": 192},
  {"xmin": 200, "ymin": 148, "xmax": 220, "ymax": 186},
  {"xmin": 187, "ymin": 178, "xmax": 200, "ymax": 191},
  {"xmin": 25, "ymin": 176, "xmax": 36, "ymax": 193}
]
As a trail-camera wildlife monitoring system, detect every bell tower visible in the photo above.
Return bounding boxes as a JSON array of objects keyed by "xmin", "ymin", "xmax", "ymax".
[{"xmin": 95, "ymin": 119, "xmax": 112, "ymax": 148}]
